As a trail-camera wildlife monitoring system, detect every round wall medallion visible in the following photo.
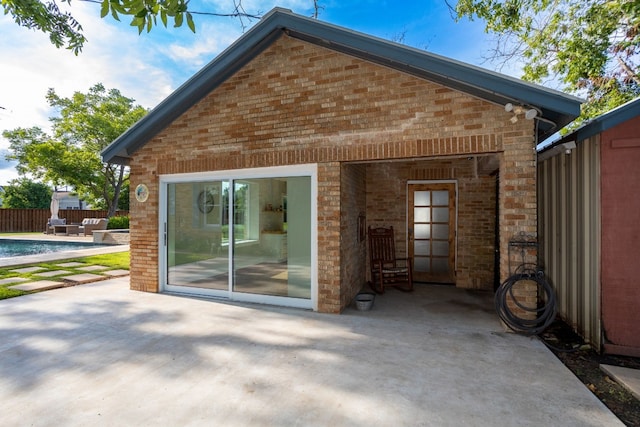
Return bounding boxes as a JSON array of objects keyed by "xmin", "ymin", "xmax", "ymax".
[
  {"xmin": 197, "ymin": 190, "xmax": 215, "ymax": 213},
  {"xmin": 135, "ymin": 184, "xmax": 149, "ymax": 202}
]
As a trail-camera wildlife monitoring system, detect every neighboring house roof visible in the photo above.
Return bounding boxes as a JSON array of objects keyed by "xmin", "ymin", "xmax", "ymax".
[
  {"xmin": 102, "ymin": 7, "xmax": 583, "ymax": 165},
  {"xmin": 538, "ymin": 97, "xmax": 640, "ymax": 161}
]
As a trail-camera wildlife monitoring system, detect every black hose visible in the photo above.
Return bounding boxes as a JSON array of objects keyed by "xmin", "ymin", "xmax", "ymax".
[{"xmin": 495, "ymin": 270, "xmax": 557, "ymax": 336}]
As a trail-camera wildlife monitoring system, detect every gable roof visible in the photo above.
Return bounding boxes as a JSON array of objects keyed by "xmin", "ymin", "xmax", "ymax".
[
  {"xmin": 538, "ymin": 96, "xmax": 640, "ymax": 161},
  {"xmin": 102, "ymin": 7, "xmax": 582, "ymax": 164}
]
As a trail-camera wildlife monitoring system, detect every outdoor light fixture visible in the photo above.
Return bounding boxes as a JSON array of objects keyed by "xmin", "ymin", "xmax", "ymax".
[
  {"xmin": 562, "ymin": 140, "xmax": 576, "ymax": 154},
  {"xmin": 505, "ymin": 103, "xmax": 538, "ymax": 122},
  {"xmin": 525, "ymin": 108, "xmax": 538, "ymax": 120}
]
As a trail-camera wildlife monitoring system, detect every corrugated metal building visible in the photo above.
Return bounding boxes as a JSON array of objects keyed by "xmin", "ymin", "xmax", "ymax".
[{"xmin": 538, "ymin": 98, "xmax": 640, "ymax": 357}]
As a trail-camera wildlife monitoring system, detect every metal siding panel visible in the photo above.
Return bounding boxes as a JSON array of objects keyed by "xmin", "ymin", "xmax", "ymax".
[
  {"xmin": 576, "ymin": 150, "xmax": 585, "ymax": 335},
  {"xmin": 537, "ymin": 136, "xmax": 601, "ymax": 349},
  {"xmin": 576, "ymin": 138, "xmax": 593, "ymax": 346},
  {"xmin": 591, "ymin": 137, "xmax": 602, "ymax": 349},
  {"xmin": 568, "ymin": 150, "xmax": 579, "ymax": 331},
  {"xmin": 560, "ymin": 155, "xmax": 570, "ymax": 321},
  {"xmin": 550, "ymin": 156, "xmax": 563, "ymax": 314}
]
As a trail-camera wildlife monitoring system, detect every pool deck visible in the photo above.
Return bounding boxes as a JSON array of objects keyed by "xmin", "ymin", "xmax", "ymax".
[{"xmin": 0, "ymin": 234, "xmax": 129, "ymax": 268}]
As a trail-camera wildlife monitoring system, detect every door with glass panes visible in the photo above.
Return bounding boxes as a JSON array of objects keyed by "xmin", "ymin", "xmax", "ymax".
[{"xmin": 408, "ymin": 182, "xmax": 456, "ymax": 283}]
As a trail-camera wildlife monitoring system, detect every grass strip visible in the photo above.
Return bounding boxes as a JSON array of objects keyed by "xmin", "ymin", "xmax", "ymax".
[{"xmin": 0, "ymin": 251, "xmax": 129, "ymax": 300}]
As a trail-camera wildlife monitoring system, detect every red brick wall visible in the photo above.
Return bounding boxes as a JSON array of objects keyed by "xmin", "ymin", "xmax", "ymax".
[
  {"xmin": 601, "ymin": 116, "xmax": 640, "ymax": 355},
  {"xmin": 128, "ymin": 34, "xmax": 537, "ymax": 312}
]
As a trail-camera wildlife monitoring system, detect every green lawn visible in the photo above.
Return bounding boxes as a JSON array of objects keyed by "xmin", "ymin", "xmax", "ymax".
[{"xmin": 0, "ymin": 251, "xmax": 130, "ymax": 300}]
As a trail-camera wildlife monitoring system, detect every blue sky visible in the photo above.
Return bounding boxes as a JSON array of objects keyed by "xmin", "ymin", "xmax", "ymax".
[{"xmin": 0, "ymin": 0, "xmax": 513, "ymax": 185}]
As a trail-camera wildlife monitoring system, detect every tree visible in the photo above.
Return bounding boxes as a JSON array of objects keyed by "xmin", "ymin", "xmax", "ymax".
[
  {"xmin": 3, "ymin": 83, "xmax": 147, "ymax": 217},
  {"xmin": 1, "ymin": 178, "xmax": 52, "ymax": 209},
  {"xmin": 452, "ymin": 0, "xmax": 640, "ymax": 126},
  {"xmin": 1, "ymin": 0, "xmax": 261, "ymax": 54},
  {"xmin": 118, "ymin": 180, "xmax": 130, "ymax": 211}
]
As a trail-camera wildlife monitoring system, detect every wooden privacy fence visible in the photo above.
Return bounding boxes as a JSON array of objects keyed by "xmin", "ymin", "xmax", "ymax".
[{"xmin": 0, "ymin": 209, "xmax": 129, "ymax": 233}]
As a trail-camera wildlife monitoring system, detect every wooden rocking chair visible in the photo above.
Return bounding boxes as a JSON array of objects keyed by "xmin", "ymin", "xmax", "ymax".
[{"xmin": 368, "ymin": 226, "xmax": 414, "ymax": 294}]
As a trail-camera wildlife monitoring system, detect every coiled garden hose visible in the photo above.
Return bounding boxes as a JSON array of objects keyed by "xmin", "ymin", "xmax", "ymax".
[{"xmin": 495, "ymin": 270, "xmax": 557, "ymax": 336}]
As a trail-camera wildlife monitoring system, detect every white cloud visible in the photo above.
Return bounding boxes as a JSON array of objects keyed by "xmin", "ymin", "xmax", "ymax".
[
  {"xmin": 165, "ymin": 0, "xmax": 317, "ymax": 67},
  {"xmin": 167, "ymin": 20, "xmax": 243, "ymax": 66},
  {"xmin": 0, "ymin": 150, "xmax": 19, "ymax": 185},
  {"xmin": 0, "ymin": 1, "xmax": 223, "ymax": 184},
  {"xmin": 0, "ymin": 0, "xmax": 318, "ymax": 147}
]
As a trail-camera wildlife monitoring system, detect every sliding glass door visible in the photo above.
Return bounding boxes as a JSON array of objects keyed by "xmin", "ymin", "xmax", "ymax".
[
  {"xmin": 166, "ymin": 180, "xmax": 230, "ymax": 292},
  {"xmin": 232, "ymin": 177, "xmax": 311, "ymax": 299},
  {"xmin": 161, "ymin": 167, "xmax": 315, "ymax": 309}
]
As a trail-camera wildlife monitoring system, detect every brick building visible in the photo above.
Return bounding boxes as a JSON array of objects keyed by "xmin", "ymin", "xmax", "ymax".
[{"xmin": 103, "ymin": 8, "xmax": 581, "ymax": 313}]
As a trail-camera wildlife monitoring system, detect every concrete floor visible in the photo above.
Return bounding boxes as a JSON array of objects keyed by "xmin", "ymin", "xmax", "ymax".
[{"xmin": 0, "ymin": 279, "xmax": 623, "ymax": 426}]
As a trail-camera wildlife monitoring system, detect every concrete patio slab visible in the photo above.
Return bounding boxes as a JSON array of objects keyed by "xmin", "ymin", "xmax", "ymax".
[
  {"xmin": 34, "ymin": 270, "xmax": 73, "ymax": 277},
  {"xmin": 0, "ymin": 279, "xmax": 623, "ymax": 426},
  {"xmin": 76, "ymin": 265, "xmax": 109, "ymax": 272},
  {"xmin": 0, "ymin": 277, "xmax": 29, "ymax": 285},
  {"xmin": 56, "ymin": 262, "xmax": 86, "ymax": 268},
  {"xmin": 8, "ymin": 280, "xmax": 63, "ymax": 292},
  {"xmin": 102, "ymin": 269, "xmax": 130, "ymax": 277},
  {"xmin": 601, "ymin": 364, "xmax": 640, "ymax": 401},
  {"xmin": 61, "ymin": 273, "xmax": 106, "ymax": 284},
  {"xmin": 10, "ymin": 266, "xmax": 46, "ymax": 274}
]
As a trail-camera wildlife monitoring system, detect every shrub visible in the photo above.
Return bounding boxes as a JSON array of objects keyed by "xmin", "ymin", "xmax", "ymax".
[{"xmin": 107, "ymin": 216, "xmax": 129, "ymax": 229}]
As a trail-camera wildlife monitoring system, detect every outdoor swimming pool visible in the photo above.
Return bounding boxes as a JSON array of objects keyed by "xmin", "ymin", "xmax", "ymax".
[{"xmin": 0, "ymin": 239, "xmax": 111, "ymax": 259}]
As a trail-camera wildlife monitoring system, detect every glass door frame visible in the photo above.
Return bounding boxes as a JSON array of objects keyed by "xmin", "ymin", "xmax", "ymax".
[
  {"xmin": 407, "ymin": 180, "xmax": 458, "ymax": 283},
  {"xmin": 158, "ymin": 164, "xmax": 318, "ymax": 310}
]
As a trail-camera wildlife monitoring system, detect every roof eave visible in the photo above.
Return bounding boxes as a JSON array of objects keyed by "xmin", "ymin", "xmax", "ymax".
[{"xmin": 537, "ymin": 97, "xmax": 640, "ymax": 161}]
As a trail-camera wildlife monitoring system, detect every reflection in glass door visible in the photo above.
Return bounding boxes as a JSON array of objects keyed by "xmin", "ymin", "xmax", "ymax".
[
  {"xmin": 232, "ymin": 177, "xmax": 311, "ymax": 299},
  {"xmin": 162, "ymin": 171, "xmax": 313, "ymax": 308},
  {"xmin": 166, "ymin": 181, "xmax": 230, "ymax": 292},
  {"xmin": 408, "ymin": 182, "xmax": 456, "ymax": 283}
]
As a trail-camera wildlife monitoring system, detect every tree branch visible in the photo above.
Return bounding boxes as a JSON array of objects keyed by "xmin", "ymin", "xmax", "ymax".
[{"xmin": 616, "ymin": 56, "xmax": 640, "ymax": 86}]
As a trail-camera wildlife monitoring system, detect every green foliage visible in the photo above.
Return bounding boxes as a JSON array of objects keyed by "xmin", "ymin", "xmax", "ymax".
[
  {"xmin": 3, "ymin": 0, "xmax": 262, "ymax": 53},
  {"xmin": 1, "ymin": 178, "xmax": 52, "ymax": 208},
  {"xmin": 118, "ymin": 181, "xmax": 130, "ymax": 210},
  {"xmin": 0, "ymin": 285, "xmax": 26, "ymax": 300},
  {"xmin": 99, "ymin": 0, "xmax": 196, "ymax": 35},
  {"xmin": 453, "ymin": 0, "xmax": 640, "ymax": 123},
  {"xmin": 3, "ymin": 83, "xmax": 147, "ymax": 217},
  {"xmin": 107, "ymin": 215, "xmax": 129, "ymax": 229},
  {"xmin": 1, "ymin": 0, "xmax": 86, "ymax": 54},
  {"xmin": 1, "ymin": 0, "xmax": 194, "ymax": 54}
]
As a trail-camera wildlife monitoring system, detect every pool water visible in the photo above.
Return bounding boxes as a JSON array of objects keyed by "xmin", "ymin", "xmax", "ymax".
[{"xmin": 0, "ymin": 239, "xmax": 110, "ymax": 259}]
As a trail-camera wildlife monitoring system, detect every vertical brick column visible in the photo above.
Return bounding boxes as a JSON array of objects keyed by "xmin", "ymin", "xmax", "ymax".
[
  {"xmin": 340, "ymin": 163, "xmax": 367, "ymax": 309},
  {"xmin": 499, "ymin": 124, "xmax": 538, "ymax": 319},
  {"xmin": 129, "ymin": 162, "xmax": 160, "ymax": 293},
  {"xmin": 317, "ymin": 162, "xmax": 342, "ymax": 313}
]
